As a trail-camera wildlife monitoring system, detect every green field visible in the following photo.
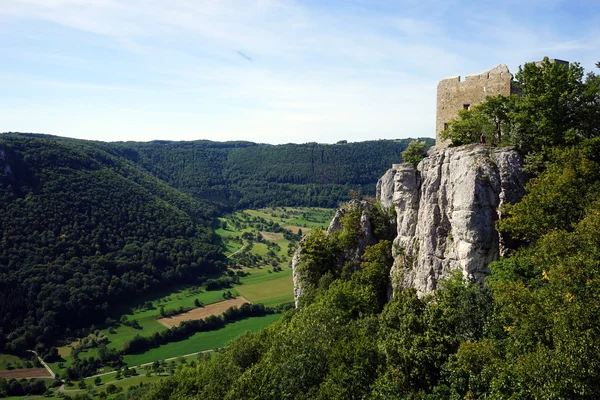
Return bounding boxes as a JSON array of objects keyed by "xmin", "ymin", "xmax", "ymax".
[
  {"xmin": 123, "ymin": 314, "xmax": 282, "ymax": 366},
  {"xmin": 48, "ymin": 265, "xmax": 296, "ymax": 376},
  {"xmin": 235, "ymin": 267, "xmax": 294, "ymax": 307},
  {"xmin": 47, "ymin": 285, "xmax": 243, "ymax": 374},
  {"xmin": 0, "ymin": 353, "xmax": 33, "ymax": 370},
  {"xmin": 48, "ymin": 288, "xmax": 245, "ymax": 374},
  {"xmin": 216, "ymin": 207, "xmax": 334, "ymax": 262},
  {"xmin": 36, "ymin": 374, "xmax": 166, "ymax": 400},
  {"xmin": 30, "ymin": 207, "xmax": 333, "ymax": 386}
]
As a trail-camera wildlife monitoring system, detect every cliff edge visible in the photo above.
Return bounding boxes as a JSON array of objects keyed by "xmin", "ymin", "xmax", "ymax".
[
  {"xmin": 291, "ymin": 200, "xmax": 380, "ymax": 307},
  {"xmin": 292, "ymin": 144, "xmax": 526, "ymax": 306},
  {"xmin": 379, "ymin": 144, "xmax": 526, "ymax": 296}
]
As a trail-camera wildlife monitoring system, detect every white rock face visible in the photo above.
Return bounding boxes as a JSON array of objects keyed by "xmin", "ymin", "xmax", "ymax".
[
  {"xmin": 291, "ymin": 245, "xmax": 304, "ymax": 307},
  {"xmin": 381, "ymin": 144, "xmax": 526, "ymax": 296},
  {"xmin": 376, "ymin": 167, "xmax": 398, "ymax": 210}
]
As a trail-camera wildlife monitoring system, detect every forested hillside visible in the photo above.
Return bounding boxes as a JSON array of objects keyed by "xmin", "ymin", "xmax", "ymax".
[
  {"xmin": 0, "ymin": 134, "xmax": 428, "ymax": 360},
  {"xmin": 2, "ymin": 135, "xmax": 432, "ymax": 209},
  {"xmin": 0, "ymin": 137, "xmax": 225, "ymax": 357},
  {"xmin": 139, "ymin": 59, "xmax": 600, "ymax": 399},
  {"xmin": 110, "ymin": 138, "xmax": 432, "ymax": 208}
]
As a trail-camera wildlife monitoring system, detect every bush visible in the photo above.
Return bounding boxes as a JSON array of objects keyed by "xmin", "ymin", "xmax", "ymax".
[{"xmin": 401, "ymin": 140, "xmax": 428, "ymax": 166}]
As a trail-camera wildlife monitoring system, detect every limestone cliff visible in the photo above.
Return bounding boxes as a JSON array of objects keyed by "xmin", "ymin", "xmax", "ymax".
[
  {"xmin": 380, "ymin": 144, "xmax": 526, "ymax": 296},
  {"xmin": 292, "ymin": 144, "xmax": 525, "ymax": 305}
]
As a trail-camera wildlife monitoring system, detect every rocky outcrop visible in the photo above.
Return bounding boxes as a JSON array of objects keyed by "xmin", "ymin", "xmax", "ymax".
[
  {"xmin": 291, "ymin": 246, "xmax": 304, "ymax": 307},
  {"xmin": 376, "ymin": 167, "xmax": 397, "ymax": 210},
  {"xmin": 291, "ymin": 200, "xmax": 377, "ymax": 307},
  {"xmin": 380, "ymin": 144, "xmax": 526, "ymax": 296},
  {"xmin": 327, "ymin": 200, "xmax": 377, "ymax": 262},
  {"xmin": 293, "ymin": 144, "xmax": 525, "ymax": 304}
]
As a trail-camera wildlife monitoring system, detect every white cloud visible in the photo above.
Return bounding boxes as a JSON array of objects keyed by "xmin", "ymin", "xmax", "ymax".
[{"xmin": 1, "ymin": 0, "xmax": 599, "ymax": 143}]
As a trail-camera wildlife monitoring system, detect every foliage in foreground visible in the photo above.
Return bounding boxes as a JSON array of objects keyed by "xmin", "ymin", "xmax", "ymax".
[
  {"xmin": 401, "ymin": 140, "xmax": 428, "ymax": 167},
  {"xmin": 142, "ymin": 140, "xmax": 600, "ymax": 399}
]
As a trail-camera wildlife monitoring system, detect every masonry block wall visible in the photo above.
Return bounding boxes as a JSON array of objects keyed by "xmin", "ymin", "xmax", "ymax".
[{"xmin": 436, "ymin": 64, "xmax": 515, "ymax": 146}]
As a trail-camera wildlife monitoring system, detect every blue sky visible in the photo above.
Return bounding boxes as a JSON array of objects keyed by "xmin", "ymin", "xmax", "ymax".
[{"xmin": 1, "ymin": 0, "xmax": 598, "ymax": 144}]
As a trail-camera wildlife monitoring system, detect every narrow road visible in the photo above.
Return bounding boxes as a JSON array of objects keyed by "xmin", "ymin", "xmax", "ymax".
[
  {"xmin": 27, "ymin": 350, "xmax": 55, "ymax": 379},
  {"xmin": 227, "ymin": 242, "xmax": 246, "ymax": 258},
  {"xmin": 57, "ymin": 349, "xmax": 214, "ymax": 393},
  {"xmin": 88, "ymin": 348, "xmax": 214, "ymax": 378},
  {"xmin": 58, "ymin": 373, "xmax": 172, "ymax": 393}
]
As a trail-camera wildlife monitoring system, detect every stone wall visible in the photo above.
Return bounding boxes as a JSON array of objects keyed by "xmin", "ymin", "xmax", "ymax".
[{"xmin": 436, "ymin": 64, "xmax": 515, "ymax": 146}]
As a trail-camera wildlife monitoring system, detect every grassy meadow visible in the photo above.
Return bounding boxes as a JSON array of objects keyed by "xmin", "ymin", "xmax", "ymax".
[
  {"xmin": 4, "ymin": 207, "xmax": 334, "ymax": 397},
  {"xmin": 123, "ymin": 314, "xmax": 282, "ymax": 366},
  {"xmin": 0, "ymin": 354, "xmax": 34, "ymax": 371},
  {"xmin": 235, "ymin": 267, "xmax": 294, "ymax": 307},
  {"xmin": 216, "ymin": 207, "xmax": 334, "ymax": 259}
]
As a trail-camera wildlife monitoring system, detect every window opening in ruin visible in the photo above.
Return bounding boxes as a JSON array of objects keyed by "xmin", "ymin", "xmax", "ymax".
[
  {"xmin": 463, "ymin": 104, "xmax": 471, "ymax": 110},
  {"xmin": 443, "ymin": 123, "xmax": 448, "ymax": 131}
]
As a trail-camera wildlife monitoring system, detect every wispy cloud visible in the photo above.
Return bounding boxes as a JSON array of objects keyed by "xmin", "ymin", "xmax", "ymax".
[{"xmin": 1, "ymin": 0, "xmax": 599, "ymax": 143}]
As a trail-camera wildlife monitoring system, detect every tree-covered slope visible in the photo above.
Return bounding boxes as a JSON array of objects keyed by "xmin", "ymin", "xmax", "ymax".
[
  {"xmin": 111, "ymin": 138, "xmax": 434, "ymax": 208},
  {"xmin": 137, "ymin": 60, "xmax": 600, "ymax": 399},
  {"xmin": 1, "ymin": 135, "xmax": 434, "ymax": 209},
  {"xmin": 0, "ymin": 136, "xmax": 225, "ymax": 356},
  {"xmin": 0, "ymin": 133, "xmax": 433, "ymax": 357},
  {"xmin": 140, "ymin": 143, "xmax": 600, "ymax": 400}
]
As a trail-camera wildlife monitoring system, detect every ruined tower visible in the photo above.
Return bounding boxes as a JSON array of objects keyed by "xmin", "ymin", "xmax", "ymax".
[{"xmin": 435, "ymin": 64, "xmax": 515, "ymax": 147}]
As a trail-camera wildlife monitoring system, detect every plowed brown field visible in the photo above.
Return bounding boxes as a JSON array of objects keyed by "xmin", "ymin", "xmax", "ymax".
[
  {"xmin": 157, "ymin": 297, "xmax": 249, "ymax": 328},
  {"xmin": 0, "ymin": 368, "xmax": 50, "ymax": 379}
]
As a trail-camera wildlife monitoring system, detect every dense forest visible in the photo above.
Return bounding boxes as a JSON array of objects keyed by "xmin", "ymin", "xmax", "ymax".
[
  {"xmin": 137, "ymin": 59, "xmax": 600, "ymax": 399},
  {"xmin": 2, "ymin": 135, "xmax": 432, "ymax": 209},
  {"xmin": 0, "ymin": 135, "xmax": 424, "ymax": 359},
  {"xmin": 107, "ymin": 138, "xmax": 432, "ymax": 208},
  {"xmin": 0, "ymin": 137, "xmax": 225, "ymax": 357}
]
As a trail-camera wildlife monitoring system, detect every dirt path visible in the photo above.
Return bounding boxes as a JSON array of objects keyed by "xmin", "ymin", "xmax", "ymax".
[
  {"xmin": 86, "ymin": 349, "xmax": 214, "ymax": 380},
  {"xmin": 157, "ymin": 297, "xmax": 249, "ymax": 328},
  {"xmin": 58, "ymin": 349, "xmax": 214, "ymax": 393},
  {"xmin": 58, "ymin": 373, "xmax": 169, "ymax": 394},
  {"xmin": 0, "ymin": 350, "xmax": 55, "ymax": 380},
  {"xmin": 227, "ymin": 242, "xmax": 247, "ymax": 258},
  {"xmin": 28, "ymin": 350, "xmax": 56, "ymax": 379}
]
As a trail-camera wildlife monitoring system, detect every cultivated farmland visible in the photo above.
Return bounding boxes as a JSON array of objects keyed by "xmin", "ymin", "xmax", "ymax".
[
  {"xmin": 0, "ymin": 368, "xmax": 50, "ymax": 379},
  {"xmin": 157, "ymin": 297, "xmax": 249, "ymax": 328},
  {"xmin": 18, "ymin": 207, "xmax": 334, "ymax": 391}
]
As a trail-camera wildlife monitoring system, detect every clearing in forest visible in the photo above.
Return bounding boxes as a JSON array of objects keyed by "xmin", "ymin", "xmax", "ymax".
[
  {"xmin": 123, "ymin": 314, "xmax": 282, "ymax": 367},
  {"xmin": 235, "ymin": 267, "xmax": 294, "ymax": 307},
  {"xmin": 157, "ymin": 297, "xmax": 249, "ymax": 328},
  {"xmin": 216, "ymin": 207, "xmax": 334, "ymax": 269}
]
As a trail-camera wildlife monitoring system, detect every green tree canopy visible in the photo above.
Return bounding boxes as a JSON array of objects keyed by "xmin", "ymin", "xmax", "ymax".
[
  {"xmin": 401, "ymin": 140, "xmax": 428, "ymax": 167},
  {"xmin": 441, "ymin": 58, "xmax": 600, "ymax": 157}
]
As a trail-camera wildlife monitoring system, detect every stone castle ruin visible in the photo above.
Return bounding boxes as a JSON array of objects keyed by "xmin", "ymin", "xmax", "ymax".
[
  {"xmin": 292, "ymin": 58, "xmax": 570, "ymax": 304},
  {"xmin": 435, "ymin": 65, "xmax": 515, "ymax": 146},
  {"xmin": 436, "ymin": 59, "xmax": 569, "ymax": 147}
]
